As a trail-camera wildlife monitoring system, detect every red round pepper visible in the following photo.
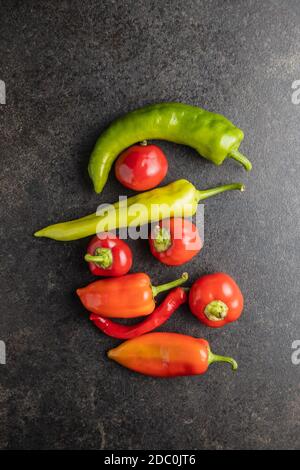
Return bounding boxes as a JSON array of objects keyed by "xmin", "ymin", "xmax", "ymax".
[
  {"xmin": 84, "ymin": 233, "xmax": 132, "ymax": 277},
  {"xmin": 108, "ymin": 332, "xmax": 238, "ymax": 377},
  {"xmin": 149, "ymin": 218, "xmax": 202, "ymax": 266},
  {"xmin": 189, "ymin": 273, "xmax": 244, "ymax": 328},
  {"xmin": 90, "ymin": 287, "xmax": 187, "ymax": 339},
  {"xmin": 115, "ymin": 141, "xmax": 168, "ymax": 191}
]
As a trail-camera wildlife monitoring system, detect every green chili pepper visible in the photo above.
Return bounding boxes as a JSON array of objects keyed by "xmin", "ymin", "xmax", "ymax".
[
  {"xmin": 89, "ymin": 102, "xmax": 252, "ymax": 193},
  {"xmin": 34, "ymin": 179, "xmax": 244, "ymax": 241}
]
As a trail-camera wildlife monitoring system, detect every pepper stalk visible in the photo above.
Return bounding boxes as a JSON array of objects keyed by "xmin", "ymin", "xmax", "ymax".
[
  {"xmin": 84, "ymin": 247, "xmax": 113, "ymax": 269},
  {"xmin": 208, "ymin": 348, "xmax": 238, "ymax": 371}
]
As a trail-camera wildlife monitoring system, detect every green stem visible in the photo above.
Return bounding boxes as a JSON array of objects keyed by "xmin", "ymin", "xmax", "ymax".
[
  {"xmin": 153, "ymin": 226, "xmax": 172, "ymax": 253},
  {"xmin": 208, "ymin": 350, "xmax": 238, "ymax": 371},
  {"xmin": 204, "ymin": 300, "xmax": 228, "ymax": 321},
  {"xmin": 84, "ymin": 247, "xmax": 113, "ymax": 269},
  {"xmin": 228, "ymin": 150, "xmax": 252, "ymax": 171},
  {"xmin": 196, "ymin": 182, "xmax": 245, "ymax": 202},
  {"xmin": 152, "ymin": 272, "xmax": 188, "ymax": 297}
]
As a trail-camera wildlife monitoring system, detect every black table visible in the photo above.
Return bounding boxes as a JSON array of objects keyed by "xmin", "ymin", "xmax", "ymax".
[{"xmin": 0, "ymin": 0, "xmax": 299, "ymax": 450}]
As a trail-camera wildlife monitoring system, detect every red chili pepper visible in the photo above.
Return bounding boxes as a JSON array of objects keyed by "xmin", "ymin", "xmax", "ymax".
[
  {"xmin": 189, "ymin": 273, "xmax": 244, "ymax": 328},
  {"xmin": 149, "ymin": 218, "xmax": 202, "ymax": 266},
  {"xmin": 107, "ymin": 332, "xmax": 238, "ymax": 377},
  {"xmin": 90, "ymin": 287, "xmax": 187, "ymax": 339},
  {"xmin": 84, "ymin": 233, "xmax": 132, "ymax": 277},
  {"xmin": 115, "ymin": 141, "xmax": 168, "ymax": 191},
  {"xmin": 77, "ymin": 272, "xmax": 188, "ymax": 318}
]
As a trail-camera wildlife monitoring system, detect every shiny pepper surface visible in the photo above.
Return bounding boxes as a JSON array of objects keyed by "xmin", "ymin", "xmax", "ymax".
[
  {"xmin": 108, "ymin": 332, "xmax": 238, "ymax": 377},
  {"xmin": 77, "ymin": 272, "xmax": 188, "ymax": 318},
  {"xmin": 88, "ymin": 102, "xmax": 252, "ymax": 193},
  {"xmin": 34, "ymin": 179, "xmax": 244, "ymax": 241}
]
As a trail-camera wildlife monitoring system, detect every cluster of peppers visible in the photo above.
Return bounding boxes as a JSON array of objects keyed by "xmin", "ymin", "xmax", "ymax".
[{"xmin": 35, "ymin": 102, "xmax": 251, "ymax": 378}]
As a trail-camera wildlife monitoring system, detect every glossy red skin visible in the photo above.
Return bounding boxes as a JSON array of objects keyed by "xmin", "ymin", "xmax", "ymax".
[
  {"xmin": 115, "ymin": 144, "xmax": 168, "ymax": 191},
  {"xmin": 189, "ymin": 273, "xmax": 244, "ymax": 328},
  {"xmin": 86, "ymin": 233, "xmax": 132, "ymax": 277},
  {"xmin": 90, "ymin": 287, "xmax": 187, "ymax": 339},
  {"xmin": 149, "ymin": 218, "xmax": 202, "ymax": 266},
  {"xmin": 77, "ymin": 273, "xmax": 154, "ymax": 318}
]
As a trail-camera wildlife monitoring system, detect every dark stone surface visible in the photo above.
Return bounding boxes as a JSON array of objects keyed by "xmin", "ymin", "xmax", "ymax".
[{"xmin": 0, "ymin": 0, "xmax": 299, "ymax": 450}]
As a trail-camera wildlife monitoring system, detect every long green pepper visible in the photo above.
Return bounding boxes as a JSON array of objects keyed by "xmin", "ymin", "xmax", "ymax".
[
  {"xmin": 88, "ymin": 102, "xmax": 252, "ymax": 194},
  {"xmin": 34, "ymin": 179, "xmax": 244, "ymax": 241}
]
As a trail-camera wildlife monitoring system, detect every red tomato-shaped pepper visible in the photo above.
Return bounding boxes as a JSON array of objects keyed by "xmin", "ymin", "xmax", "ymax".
[
  {"xmin": 115, "ymin": 142, "xmax": 168, "ymax": 191},
  {"xmin": 84, "ymin": 233, "xmax": 132, "ymax": 277},
  {"xmin": 149, "ymin": 218, "xmax": 202, "ymax": 266},
  {"xmin": 189, "ymin": 273, "xmax": 244, "ymax": 328}
]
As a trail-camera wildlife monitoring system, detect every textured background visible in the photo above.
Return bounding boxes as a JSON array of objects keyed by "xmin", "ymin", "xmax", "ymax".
[{"xmin": 0, "ymin": 0, "xmax": 299, "ymax": 450}]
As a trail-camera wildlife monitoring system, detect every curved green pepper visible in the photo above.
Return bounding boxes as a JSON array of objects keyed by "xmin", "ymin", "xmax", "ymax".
[
  {"xmin": 34, "ymin": 179, "xmax": 244, "ymax": 241},
  {"xmin": 88, "ymin": 102, "xmax": 251, "ymax": 193}
]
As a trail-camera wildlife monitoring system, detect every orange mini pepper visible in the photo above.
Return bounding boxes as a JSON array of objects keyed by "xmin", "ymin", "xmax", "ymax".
[
  {"xmin": 107, "ymin": 332, "xmax": 238, "ymax": 377},
  {"xmin": 77, "ymin": 272, "xmax": 188, "ymax": 318}
]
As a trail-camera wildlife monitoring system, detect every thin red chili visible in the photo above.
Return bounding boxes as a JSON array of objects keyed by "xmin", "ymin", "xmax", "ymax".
[{"xmin": 89, "ymin": 287, "xmax": 187, "ymax": 339}]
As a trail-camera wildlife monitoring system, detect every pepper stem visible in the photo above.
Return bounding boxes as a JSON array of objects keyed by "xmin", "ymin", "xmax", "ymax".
[
  {"xmin": 152, "ymin": 272, "xmax": 188, "ymax": 297},
  {"xmin": 84, "ymin": 247, "xmax": 113, "ymax": 269},
  {"xmin": 196, "ymin": 182, "xmax": 245, "ymax": 202},
  {"xmin": 228, "ymin": 150, "xmax": 252, "ymax": 171},
  {"xmin": 204, "ymin": 300, "xmax": 228, "ymax": 321},
  {"xmin": 152, "ymin": 226, "xmax": 172, "ymax": 253},
  {"xmin": 208, "ymin": 349, "xmax": 238, "ymax": 371}
]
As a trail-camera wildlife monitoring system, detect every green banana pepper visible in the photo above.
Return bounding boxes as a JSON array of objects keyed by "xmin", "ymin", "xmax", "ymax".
[
  {"xmin": 34, "ymin": 179, "xmax": 244, "ymax": 241},
  {"xmin": 89, "ymin": 102, "xmax": 252, "ymax": 194}
]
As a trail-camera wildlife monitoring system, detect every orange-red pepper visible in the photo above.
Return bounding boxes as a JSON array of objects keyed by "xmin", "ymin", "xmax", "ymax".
[
  {"xmin": 77, "ymin": 272, "xmax": 188, "ymax": 318},
  {"xmin": 107, "ymin": 332, "xmax": 238, "ymax": 377}
]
